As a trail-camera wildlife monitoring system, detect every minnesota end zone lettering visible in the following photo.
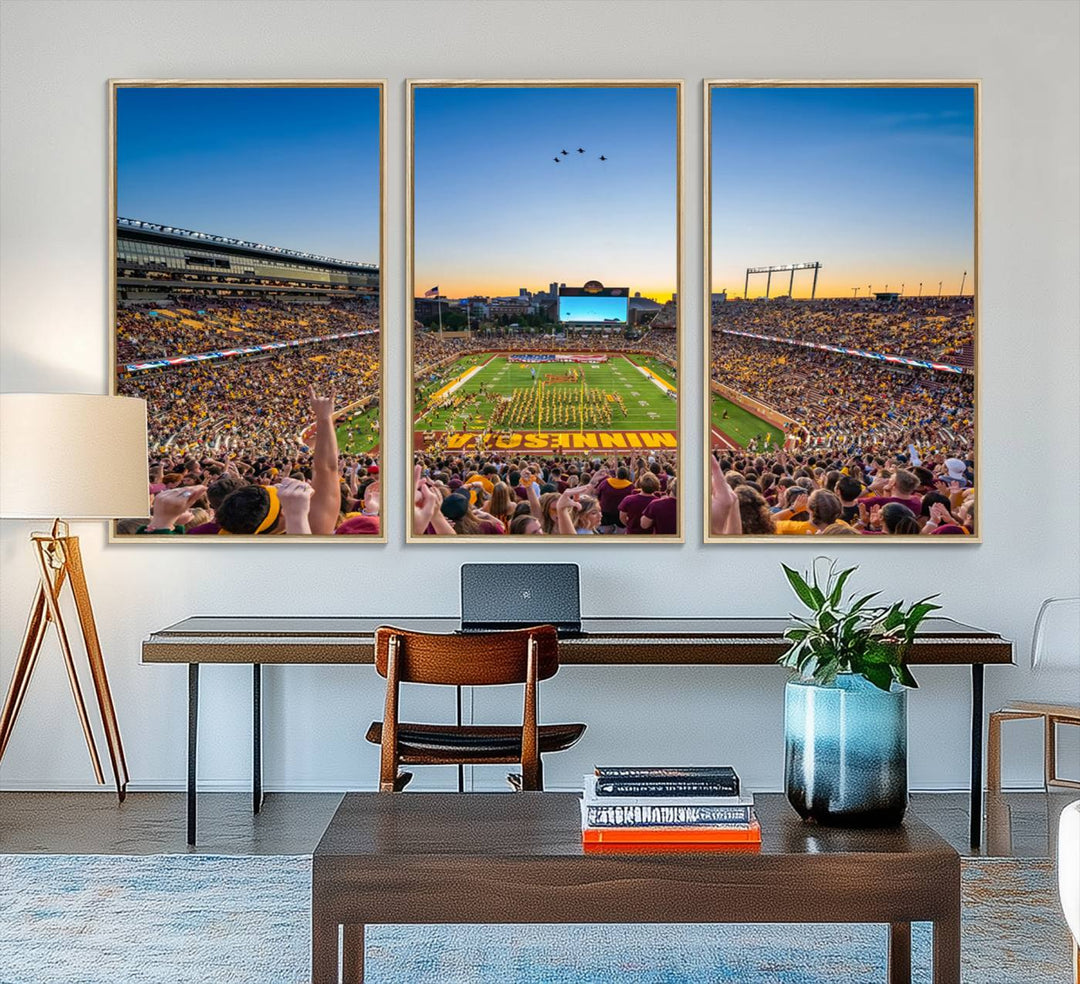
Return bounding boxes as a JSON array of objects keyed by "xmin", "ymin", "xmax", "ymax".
[{"xmin": 416, "ymin": 431, "xmax": 678, "ymax": 453}]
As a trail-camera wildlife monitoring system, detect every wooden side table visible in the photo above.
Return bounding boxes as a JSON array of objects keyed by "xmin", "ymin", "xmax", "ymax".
[{"xmin": 311, "ymin": 792, "xmax": 961, "ymax": 984}]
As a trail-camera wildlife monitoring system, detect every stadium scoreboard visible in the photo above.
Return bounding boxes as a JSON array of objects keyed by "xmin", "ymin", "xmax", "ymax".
[{"xmin": 558, "ymin": 281, "xmax": 629, "ymax": 325}]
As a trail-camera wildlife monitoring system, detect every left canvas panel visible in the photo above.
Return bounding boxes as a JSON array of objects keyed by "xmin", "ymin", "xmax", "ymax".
[{"xmin": 110, "ymin": 81, "xmax": 385, "ymax": 539}]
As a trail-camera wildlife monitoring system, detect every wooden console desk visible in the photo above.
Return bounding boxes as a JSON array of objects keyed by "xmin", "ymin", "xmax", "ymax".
[{"xmin": 141, "ymin": 616, "xmax": 1013, "ymax": 846}]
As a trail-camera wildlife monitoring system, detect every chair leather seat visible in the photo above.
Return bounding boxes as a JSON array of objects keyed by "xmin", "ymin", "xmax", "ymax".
[{"xmin": 365, "ymin": 721, "xmax": 586, "ymax": 759}]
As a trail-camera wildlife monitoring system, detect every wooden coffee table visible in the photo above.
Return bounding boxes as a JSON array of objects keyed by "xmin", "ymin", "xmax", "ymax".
[{"xmin": 312, "ymin": 792, "xmax": 960, "ymax": 984}]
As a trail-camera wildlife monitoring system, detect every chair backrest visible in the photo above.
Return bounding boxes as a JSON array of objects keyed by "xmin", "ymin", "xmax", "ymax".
[
  {"xmin": 1031, "ymin": 597, "xmax": 1080, "ymax": 671},
  {"xmin": 374, "ymin": 625, "xmax": 560, "ymax": 686}
]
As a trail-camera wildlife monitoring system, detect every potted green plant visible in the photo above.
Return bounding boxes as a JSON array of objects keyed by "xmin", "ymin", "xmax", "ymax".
[{"xmin": 779, "ymin": 559, "xmax": 941, "ymax": 826}]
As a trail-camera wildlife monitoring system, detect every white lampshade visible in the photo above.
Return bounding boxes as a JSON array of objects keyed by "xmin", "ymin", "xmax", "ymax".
[{"xmin": 0, "ymin": 393, "xmax": 150, "ymax": 519}]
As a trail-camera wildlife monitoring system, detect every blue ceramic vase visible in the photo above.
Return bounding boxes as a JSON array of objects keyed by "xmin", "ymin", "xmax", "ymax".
[{"xmin": 784, "ymin": 672, "xmax": 908, "ymax": 826}]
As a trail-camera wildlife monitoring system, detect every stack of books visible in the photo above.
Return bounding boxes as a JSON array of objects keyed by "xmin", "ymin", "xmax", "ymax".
[{"xmin": 581, "ymin": 766, "xmax": 760, "ymax": 848}]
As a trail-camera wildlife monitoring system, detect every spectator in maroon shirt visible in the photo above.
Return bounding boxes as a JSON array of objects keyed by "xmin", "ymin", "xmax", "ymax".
[
  {"xmin": 640, "ymin": 479, "xmax": 677, "ymax": 535},
  {"xmin": 619, "ymin": 472, "xmax": 662, "ymax": 534},
  {"xmin": 596, "ymin": 467, "xmax": 635, "ymax": 532},
  {"xmin": 858, "ymin": 469, "xmax": 922, "ymax": 513}
]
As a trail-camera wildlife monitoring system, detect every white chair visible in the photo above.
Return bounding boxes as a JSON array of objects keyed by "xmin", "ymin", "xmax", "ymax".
[
  {"xmin": 988, "ymin": 598, "xmax": 1080, "ymax": 791},
  {"xmin": 1059, "ymin": 799, "xmax": 1080, "ymax": 983}
]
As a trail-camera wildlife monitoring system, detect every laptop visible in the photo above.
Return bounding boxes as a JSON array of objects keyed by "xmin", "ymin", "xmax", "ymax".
[{"xmin": 459, "ymin": 563, "xmax": 582, "ymax": 637}]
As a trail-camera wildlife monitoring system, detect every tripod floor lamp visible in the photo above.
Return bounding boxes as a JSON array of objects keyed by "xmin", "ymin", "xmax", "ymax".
[{"xmin": 0, "ymin": 393, "xmax": 149, "ymax": 801}]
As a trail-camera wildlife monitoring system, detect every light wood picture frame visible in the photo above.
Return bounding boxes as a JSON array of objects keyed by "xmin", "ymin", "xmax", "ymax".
[
  {"xmin": 406, "ymin": 79, "xmax": 683, "ymax": 543},
  {"xmin": 703, "ymin": 80, "xmax": 980, "ymax": 543},
  {"xmin": 109, "ymin": 79, "xmax": 387, "ymax": 542}
]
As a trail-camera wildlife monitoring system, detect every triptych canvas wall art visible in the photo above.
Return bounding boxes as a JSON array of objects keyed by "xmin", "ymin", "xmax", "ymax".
[{"xmin": 108, "ymin": 79, "xmax": 978, "ymax": 544}]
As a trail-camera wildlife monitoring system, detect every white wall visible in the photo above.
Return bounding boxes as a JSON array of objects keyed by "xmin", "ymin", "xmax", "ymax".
[{"xmin": 1, "ymin": 0, "xmax": 1077, "ymax": 795}]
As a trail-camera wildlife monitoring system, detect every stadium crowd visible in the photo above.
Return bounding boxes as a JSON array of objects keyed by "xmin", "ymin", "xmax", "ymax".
[
  {"xmin": 413, "ymin": 328, "xmax": 677, "ymax": 371},
  {"xmin": 708, "ymin": 445, "xmax": 975, "ymax": 537},
  {"xmin": 707, "ymin": 299, "xmax": 976, "ymax": 537},
  {"xmin": 118, "ymin": 332, "xmax": 379, "ymax": 457},
  {"xmin": 118, "ymin": 383, "xmax": 380, "ymax": 537},
  {"xmin": 711, "ymin": 296, "xmax": 974, "ymax": 364},
  {"xmin": 117, "ymin": 296, "xmax": 379, "ymax": 364},
  {"xmin": 412, "ymin": 451, "xmax": 678, "ymax": 536},
  {"xmin": 711, "ymin": 333, "xmax": 974, "ymax": 459}
]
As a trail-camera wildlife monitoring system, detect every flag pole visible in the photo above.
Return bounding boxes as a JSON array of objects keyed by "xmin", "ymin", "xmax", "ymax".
[{"xmin": 437, "ymin": 294, "xmax": 443, "ymax": 334}]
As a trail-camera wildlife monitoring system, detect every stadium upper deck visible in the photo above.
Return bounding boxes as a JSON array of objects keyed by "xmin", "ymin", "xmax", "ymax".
[{"xmin": 116, "ymin": 217, "xmax": 379, "ymax": 304}]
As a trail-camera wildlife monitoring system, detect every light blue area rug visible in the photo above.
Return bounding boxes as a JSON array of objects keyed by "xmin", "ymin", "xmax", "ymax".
[{"xmin": 0, "ymin": 854, "xmax": 1070, "ymax": 983}]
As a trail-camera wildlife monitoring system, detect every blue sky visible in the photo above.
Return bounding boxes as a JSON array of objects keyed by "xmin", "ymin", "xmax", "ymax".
[
  {"xmin": 710, "ymin": 86, "xmax": 975, "ymax": 297},
  {"xmin": 116, "ymin": 86, "xmax": 380, "ymax": 262},
  {"xmin": 413, "ymin": 86, "xmax": 678, "ymax": 298}
]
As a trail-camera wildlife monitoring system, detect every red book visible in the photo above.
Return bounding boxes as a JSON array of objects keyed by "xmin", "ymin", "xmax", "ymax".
[{"xmin": 583, "ymin": 840, "xmax": 761, "ymax": 854}]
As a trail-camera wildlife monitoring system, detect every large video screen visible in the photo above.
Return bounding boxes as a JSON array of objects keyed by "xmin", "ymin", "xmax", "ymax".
[{"xmin": 558, "ymin": 295, "xmax": 629, "ymax": 324}]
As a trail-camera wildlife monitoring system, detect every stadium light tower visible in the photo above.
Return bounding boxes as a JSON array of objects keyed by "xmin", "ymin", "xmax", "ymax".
[
  {"xmin": 900, "ymin": 283, "xmax": 905, "ymax": 295},
  {"xmin": 745, "ymin": 262, "xmax": 821, "ymax": 299},
  {"xmin": 959, "ymin": 271, "xmax": 967, "ymax": 295},
  {"xmin": 852, "ymin": 287, "xmax": 859, "ymax": 298},
  {"xmin": 938, "ymin": 281, "xmax": 943, "ymax": 297},
  {"xmin": 918, "ymin": 282, "xmax": 923, "ymax": 296}
]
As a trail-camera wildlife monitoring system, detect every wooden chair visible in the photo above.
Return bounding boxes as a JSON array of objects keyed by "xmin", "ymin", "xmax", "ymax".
[
  {"xmin": 988, "ymin": 598, "xmax": 1080, "ymax": 792},
  {"xmin": 366, "ymin": 625, "xmax": 586, "ymax": 792}
]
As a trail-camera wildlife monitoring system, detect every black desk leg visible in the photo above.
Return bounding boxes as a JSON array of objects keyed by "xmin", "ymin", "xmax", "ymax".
[
  {"xmin": 253, "ymin": 663, "xmax": 263, "ymax": 814},
  {"xmin": 187, "ymin": 663, "xmax": 199, "ymax": 847},
  {"xmin": 456, "ymin": 684, "xmax": 464, "ymax": 793},
  {"xmin": 969, "ymin": 663, "xmax": 984, "ymax": 848}
]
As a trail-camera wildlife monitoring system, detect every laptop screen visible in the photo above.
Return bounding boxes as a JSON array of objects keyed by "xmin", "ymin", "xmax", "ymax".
[{"xmin": 460, "ymin": 563, "xmax": 581, "ymax": 630}]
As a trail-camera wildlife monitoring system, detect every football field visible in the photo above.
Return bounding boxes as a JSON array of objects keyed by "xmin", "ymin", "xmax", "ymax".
[
  {"xmin": 415, "ymin": 353, "xmax": 678, "ymax": 453},
  {"xmin": 710, "ymin": 393, "xmax": 785, "ymax": 450},
  {"xmin": 336, "ymin": 405, "xmax": 380, "ymax": 454}
]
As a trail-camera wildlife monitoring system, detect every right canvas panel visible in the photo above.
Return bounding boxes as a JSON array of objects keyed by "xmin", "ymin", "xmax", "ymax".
[{"xmin": 705, "ymin": 82, "xmax": 978, "ymax": 541}]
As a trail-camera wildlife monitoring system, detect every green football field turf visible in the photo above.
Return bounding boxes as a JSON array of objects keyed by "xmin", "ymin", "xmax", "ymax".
[
  {"xmin": 637, "ymin": 355, "xmax": 677, "ymax": 387},
  {"xmin": 414, "ymin": 352, "xmax": 491, "ymax": 404},
  {"xmin": 415, "ymin": 354, "xmax": 678, "ymax": 433},
  {"xmin": 336, "ymin": 405, "xmax": 381, "ymax": 454},
  {"xmin": 710, "ymin": 394, "xmax": 785, "ymax": 449}
]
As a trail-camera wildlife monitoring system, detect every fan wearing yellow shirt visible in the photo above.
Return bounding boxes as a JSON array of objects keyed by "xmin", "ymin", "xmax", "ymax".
[
  {"xmin": 463, "ymin": 463, "xmax": 498, "ymax": 495},
  {"xmin": 774, "ymin": 489, "xmax": 845, "ymax": 535}
]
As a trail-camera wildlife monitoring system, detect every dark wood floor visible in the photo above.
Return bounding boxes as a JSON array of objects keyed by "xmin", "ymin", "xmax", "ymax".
[{"xmin": 0, "ymin": 789, "xmax": 1073, "ymax": 857}]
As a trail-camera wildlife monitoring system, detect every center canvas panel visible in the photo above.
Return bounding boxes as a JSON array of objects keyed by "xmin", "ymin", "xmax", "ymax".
[{"xmin": 408, "ymin": 81, "xmax": 682, "ymax": 541}]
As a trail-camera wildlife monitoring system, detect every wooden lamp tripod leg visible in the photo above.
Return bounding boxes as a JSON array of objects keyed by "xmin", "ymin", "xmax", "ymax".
[
  {"xmin": 0, "ymin": 584, "xmax": 51, "ymax": 759},
  {"xmin": 1, "ymin": 533, "xmax": 128, "ymax": 802},
  {"xmin": 31, "ymin": 537, "xmax": 106, "ymax": 786},
  {"xmin": 63, "ymin": 537, "xmax": 129, "ymax": 800}
]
